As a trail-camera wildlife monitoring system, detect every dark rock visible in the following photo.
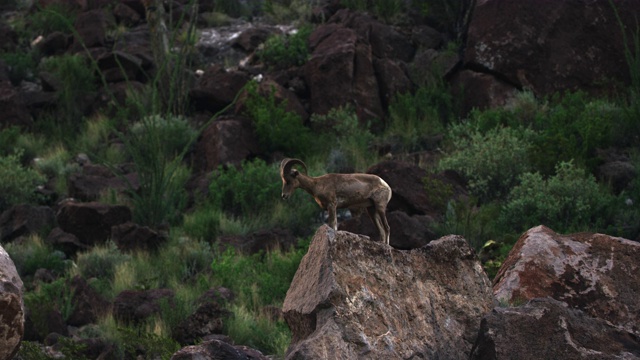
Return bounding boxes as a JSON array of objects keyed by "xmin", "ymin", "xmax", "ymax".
[
  {"xmin": 68, "ymin": 163, "xmax": 138, "ymax": 202},
  {"xmin": 339, "ymin": 210, "xmax": 437, "ymax": 249},
  {"xmin": 190, "ymin": 65, "xmax": 250, "ymax": 114},
  {"xmin": 96, "ymin": 51, "xmax": 143, "ymax": 83},
  {"xmin": 66, "ymin": 275, "xmax": 110, "ymax": 327},
  {"xmin": 283, "ymin": 226, "xmax": 494, "ymax": 359},
  {"xmin": 218, "ymin": 228, "xmax": 297, "ymax": 255},
  {"xmin": 305, "ymin": 21, "xmax": 384, "ymax": 123},
  {"xmin": 0, "ymin": 204, "xmax": 55, "ymax": 243},
  {"xmin": 172, "ymin": 301, "xmax": 231, "ymax": 345},
  {"xmin": 111, "ymin": 222, "xmax": 167, "ymax": 253},
  {"xmin": 0, "ymin": 78, "xmax": 32, "ymax": 129},
  {"xmin": 367, "ymin": 161, "xmax": 467, "ymax": 218},
  {"xmin": 232, "ymin": 26, "xmax": 277, "ymax": 53},
  {"xmin": 470, "ymin": 298, "xmax": 640, "ymax": 360},
  {"xmin": 0, "ymin": 245, "xmax": 24, "ymax": 360},
  {"xmin": 493, "ymin": 225, "xmax": 640, "ymax": 337},
  {"xmin": 450, "ymin": 69, "xmax": 519, "ymax": 117},
  {"xmin": 373, "ymin": 58, "xmax": 413, "ymax": 109},
  {"xmin": 465, "ymin": 0, "xmax": 640, "ymax": 97},
  {"xmin": 113, "ymin": 288, "xmax": 175, "ymax": 324},
  {"xmin": 192, "ymin": 115, "xmax": 258, "ymax": 174},
  {"xmin": 113, "ymin": 3, "xmax": 142, "ymax": 27},
  {"xmin": 0, "ymin": 23, "xmax": 18, "ymax": 53},
  {"xmin": 235, "ymin": 78, "xmax": 307, "ymax": 121},
  {"xmin": 72, "ymin": 9, "xmax": 109, "ymax": 49},
  {"xmin": 45, "ymin": 227, "xmax": 90, "ymax": 256},
  {"xmin": 171, "ymin": 339, "xmax": 268, "ymax": 360},
  {"xmin": 56, "ymin": 202, "xmax": 132, "ymax": 247},
  {"xmin": 37, "ymin": 31, "xmax": 70, "ymax": 56}
]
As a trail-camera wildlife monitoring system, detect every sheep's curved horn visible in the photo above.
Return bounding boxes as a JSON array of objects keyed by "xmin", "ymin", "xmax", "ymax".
[{"xmin": 280, "ymin": 158, "xmax": 307, "ymax": 177}]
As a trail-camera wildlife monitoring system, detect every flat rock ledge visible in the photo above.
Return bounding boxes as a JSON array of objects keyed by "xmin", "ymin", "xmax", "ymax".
[{"xmin": 283, "ymin": 225, "xmax": 494, "ymax": 359}]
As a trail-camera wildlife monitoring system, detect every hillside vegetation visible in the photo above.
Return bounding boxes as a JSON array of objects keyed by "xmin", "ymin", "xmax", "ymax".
[{"xmin": 1, "ymin": 0, "xmax": 639, "ymax": 358}]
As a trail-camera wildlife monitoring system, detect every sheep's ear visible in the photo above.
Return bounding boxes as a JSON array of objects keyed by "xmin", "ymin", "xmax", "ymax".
[{"xmin": 291, "ymin": 169, "xmax": 299, "ymax": 177}]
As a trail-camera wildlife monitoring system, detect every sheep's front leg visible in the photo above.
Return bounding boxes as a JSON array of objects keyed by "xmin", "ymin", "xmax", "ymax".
[{"xmin": 327, "ymin": 203, "xmax": 338, "ymax": 230}]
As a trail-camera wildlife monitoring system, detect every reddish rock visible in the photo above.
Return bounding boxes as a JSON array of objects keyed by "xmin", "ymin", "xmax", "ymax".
[
  {"xmin": 0, "ymin": 245, "xmax": 24, "ymax": 360},
  {"xmin": 56, "ymin": 202, "xmax": 132, "ymax": 247},
  {"xmin": 283, "ymin": 226, "xmax": 494, "ymax": 359},
  {"xmin": 367, "ymin": 161, "xmax": 466, "ymax": 218},
  {"xmin": 305, "ymin": 22, "xmax": 384, "ymax": 122},
  {"xmin": 96, "ymin": 51, "xmax": 143, "ymax": 83},
  {"xmin": 113, "ymin": 288, "xmax": 175, "ymax": 324},
  {"xmin": 113, "ymin": 3, "xmax": 142, "ymax": 27},
  {"xmin": 339, "ymin": 210, "xmax": 437, "ymax": 249},
  {"xmin": 0, "ymin": 78, "xmax": 32, "ymax": 129},
  {"xmin": 465, "ymin": 0, "xmax": 640, "ymax": 97},
  {"xmin": 111, "ymin": 221, "xmax": 167, "ymax": 253},
  {"xmin": 171, "ymin": 339, "xmax": 268, "ymax": 360},
  {"xmin": 68, "ymin": 164, "xmax": 139, "ymax": 202},
  {"xmin": 493, "ymin": 226, "xmax": 640, "ymax": 336},
  {"xmin": 190, "ymin": 65, "xmax": 250, "ymax": 114},
  {"xmin": 0, "ymin": 204, "xmax": 55, "ymax": 243},
  {"xmin": 192, "ymin": 116, "xmax": 258, "ymax": 173},
  {"xmin": 45, "ymin": 227, "xmax": 90, "ymax": 256},
  {"xmin": 72, "ymin": 9, "xmax": 109, "ymax": 49},
  {"xmin": 66, "ymin": 275, "xmax": 110, "ymax": 327},
  {"xmin": 373, "ymin": 58, "xmax": 414, "ymax": 109},
  {"xmin": 450, "ymin": 69, "xmax": 519, "ymax": 116},
  {"xmin": 172, "ymin": 301, "xmax": 231, "ymax": 345},
  {"xmin": 470, "ymin": 297, "xmax": 640, "ymax": 360},
  {"xmin": 37, "ymin": 31, "xmax": 70, "ymax": 56},
  {"xmin": 232, "ymin": 26, "xmax": 279, "ymax": 53}
]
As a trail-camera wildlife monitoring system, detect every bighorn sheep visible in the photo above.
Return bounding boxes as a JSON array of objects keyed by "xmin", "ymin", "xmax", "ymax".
[{"xmin": 280, "ymin": 158, "xmax": 392, "ymax": 245}]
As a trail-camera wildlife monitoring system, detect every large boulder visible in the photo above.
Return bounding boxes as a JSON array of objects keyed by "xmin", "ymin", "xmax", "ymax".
[
  {"xmin": 192, "ymin": 115, "xmax": 258, "ymax": 174},
  {"xmin": 283, "ymin": 225, "xmax": 494, "ymax": 359},
  {"xmin": 56, "ymin": 201, "xmax": 132, "ymax": 247},
  {"xmin": 493, "ymin": 225, "xmax": 640, "ymax": 337},
  {"xmin": 465, "ymin": 0, "xmax": 640, "ymax": 97},
  {"xmin": 0, "ymin": 204, "xmax": 55, "ymax": 243},
  {"xmin": 305, "ymin": 11, "xmax": 385, "ymax": 123},
  {"xmin": 190, "ymin": 65, "xmax": 250, "ymax": 114},
  {"xmin": 470, "ymin": 297, "xmax": 640, "ymax": 360},
  {"xmin": 0, "ymin": 245, "xmax": 24, "ymax": 360}
]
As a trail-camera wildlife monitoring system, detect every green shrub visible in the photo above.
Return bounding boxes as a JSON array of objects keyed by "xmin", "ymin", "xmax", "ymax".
[
  {"xmin": 434, "ymin": 199, "xmax": 502, "ymax": 251},
  {"xmin": 208, "ymin": 159, "xmax": 319, "ymax": 233},
  {"xmin": 28, "ymin": 3, "xmax": 77, "ymax": 36},
  {"xmin": 117, "ymin": 114, "xmax": 195, "ymax": 227},
  {"xmin": 75, "ymin": 242, "xmax": 130, "ymax": 281},
  {"xmin": 0, "ymin": 51, "xmax": 38, "ymax": 85},
  {"xmin": 499, "ymin": 161, "xmax": 616, "ymax": 233},
  {"xmin": 0, "ymin": 151, "xmax": 46, "ymax": 212},
  {"xmin": 386, "ymin": 85, "xmax": 451, "ymax": 152},
  {"xmin": 0, "ymin": 126, "xmax": 21, "ymax": 157},
  {"xmin": 257, "ymin": 25, "xmax": 311, "ymax": 70},
  {"xmin": 211, "ymin": 241, "xmax": 308, "ymax": 309},
  {"xmin": 225, "ymin": 304, "xmax": 291, "ymax": 356},
  {"xmin": 311, "ymin": 105, "xmax": 377, "ymax": 172},
  {"xmin": 243, "ymin": 81, "xmax": 313, "ymax": 156},
  {"xmin": 24, "ymin": 278, "xmax": 75, "ymax": 338},
  {"xmin": 438, "ymin": 124, "xmax": 536, "ymax": 202},
  {"xmin": 4, "ymin": 236, "xmax": 69, "ymax": 278}
]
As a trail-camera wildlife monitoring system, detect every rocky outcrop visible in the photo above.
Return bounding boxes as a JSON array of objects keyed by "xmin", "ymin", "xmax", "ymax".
[
  {"xmin": 464, "ymin": 0, "xmax": 640, "ymax": 98},
  {"xmin": 56, "ymin": 201, "xmax": 132, "ymax": 247},
  {"xmin": 0, "ymin": 204, "xmax": 55, "ymax": 243},
  {"xmin": 0, "ymin": 245, "xmax": 24, "ymax": 360},
  {"xmin": 113, "ymin": 288, "xmax": 175, "ymax": 324},
  {"xmin": 170, "ymin": 339, "xmax": 269, "ymax": 360},
  {"xmin": 470, "ymin": 297, "xmax": 640, "ymax": 360},
  {"xmin": 283, "ymin": 225, "xmax": 494, "ymax": 359},
  {"xmin": 493, "ymin": 226, "xmax": 640, "ymax": 337}
]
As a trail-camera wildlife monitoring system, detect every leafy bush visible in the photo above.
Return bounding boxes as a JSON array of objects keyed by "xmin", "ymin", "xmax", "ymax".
[
  {"xmin": 257, "ymin": 25, "xmax": 311, "ymax": 69},
  {"xmin": 211, "ymin": 241, "xmax": 308, "ymax": 309},
  {"xmin": 4, "ymin": 235, "xmax": 69, "ymax": 278},
  {"xmin": 311, "ymin": 105, "xmax": 376, "ymax": 172},
  {"xmin": 0, "ymin": 51, "xmax": 38, "ymax": 85},
  {"xmin": 386, "ymin": 85, "xmax": 452, "ymax": 152},
  {"xmin": 438, "ymin": 124, "xmax": 536, "ymax": 202},
  {"xmin": 27, "ymin": 3, "xmax": 77, "ymax": 36},
  {"xmin": 118, "ymin": 114, "xmax": 196, "ymax": 227},
  {"xmin": 499, "ymin": 161, "xmax": 616, "ymax": 233},
  {"xmin": 75, "ymin": 242, "xmax": 130, "ymax": 281},
  {"xmin": 24, "ymin": 278, "xmax": 76, "ymax": 339},
  {"xmin": 209, "ymin": 159, "xmax": 319, "ymax": 234},
  {"xmin": 243, "ymin": 81, "xmax": 313, "ymax": 156},
  {"xmin": 0, "ymin": 151, "xmax": 46, "ymax": 212}
]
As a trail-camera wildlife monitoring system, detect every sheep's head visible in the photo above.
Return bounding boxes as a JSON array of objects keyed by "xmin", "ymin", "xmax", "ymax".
[{"xmin": 280, "ymin": 158, "xmax": 307, "ymax": 200}]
